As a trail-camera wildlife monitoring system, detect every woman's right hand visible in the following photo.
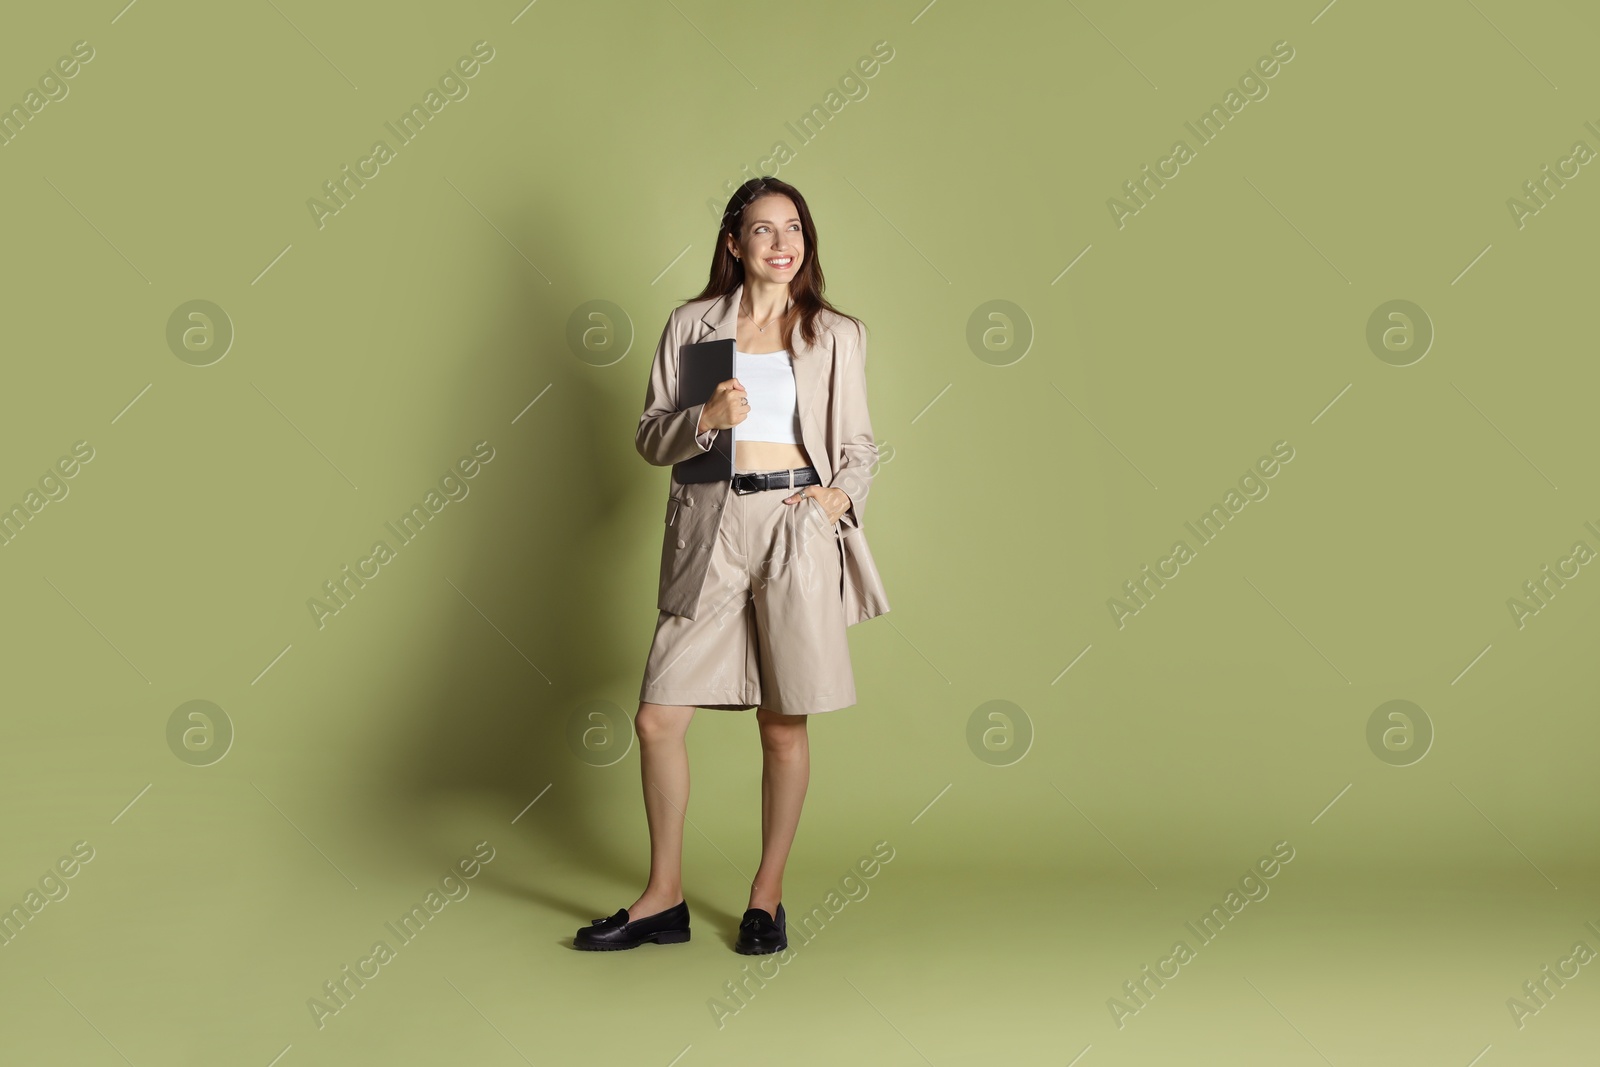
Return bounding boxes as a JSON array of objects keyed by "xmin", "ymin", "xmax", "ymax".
[{"xmin": 697, "ymin": 378, "xmax": 749, "ymax": 433}]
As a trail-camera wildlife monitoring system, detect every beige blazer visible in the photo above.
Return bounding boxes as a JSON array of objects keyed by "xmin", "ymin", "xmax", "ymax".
[{"xmin": 636, "ymin": 283, "xmax": 890, "ymax": 626}]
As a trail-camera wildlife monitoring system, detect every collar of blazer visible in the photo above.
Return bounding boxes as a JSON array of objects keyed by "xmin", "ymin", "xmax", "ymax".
[{"xmin": 694, "ymin": 281, "xmax": 828, "ymax": 426}]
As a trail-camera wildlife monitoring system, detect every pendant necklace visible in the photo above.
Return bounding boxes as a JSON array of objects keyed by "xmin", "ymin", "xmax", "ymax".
[{"xmin": 742, "ymin": 295, "xmax": 791, "ymax": 333}]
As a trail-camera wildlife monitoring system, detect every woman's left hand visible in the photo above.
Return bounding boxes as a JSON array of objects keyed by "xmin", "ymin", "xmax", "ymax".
[{"xmin": 785, "ymin": 485, "xmax": 850, "ymax": 525}]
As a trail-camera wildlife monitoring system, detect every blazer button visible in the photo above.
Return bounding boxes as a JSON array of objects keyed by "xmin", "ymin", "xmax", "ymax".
[
  {"xmin": 684, "ymin": 498, "xmax": 694, "ymax": 507},
  {"xmin": 676, "ymin": 538, "xmax": 687, "ymax": 549}
]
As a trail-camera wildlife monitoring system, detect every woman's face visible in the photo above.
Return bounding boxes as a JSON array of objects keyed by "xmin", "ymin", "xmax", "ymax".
[{"xmin": 727, "ymin": 194, "xmax": 805, "ymax": 285}]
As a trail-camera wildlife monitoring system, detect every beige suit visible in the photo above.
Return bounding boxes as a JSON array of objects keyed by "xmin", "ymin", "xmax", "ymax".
[{"xmin": 636, "ymin": 283, "xmax": 890, "ymax": 626}]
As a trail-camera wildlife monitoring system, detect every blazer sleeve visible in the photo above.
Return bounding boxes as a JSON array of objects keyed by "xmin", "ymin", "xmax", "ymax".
[
  {"xmin": 825, "ymin": 319, "xmax": 878, "ymax": 531},
  {"xmin": 636, "ymin": 311, "xmax": 719, "ymax": 466}
]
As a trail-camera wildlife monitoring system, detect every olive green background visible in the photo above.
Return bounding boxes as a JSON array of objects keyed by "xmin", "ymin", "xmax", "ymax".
[{"xmin": 2, "ymin": 0, "xmax": 1597, "ymax": 1064}]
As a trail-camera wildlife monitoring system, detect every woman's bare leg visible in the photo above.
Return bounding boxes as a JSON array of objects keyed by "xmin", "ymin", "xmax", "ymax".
[
  {"xmin": 747, "ymin": 706, "xmax": 809, "ymax": 916},
  {"xmin": 627, "ymin": 701, "xmax": 694, "ymax": 920}
]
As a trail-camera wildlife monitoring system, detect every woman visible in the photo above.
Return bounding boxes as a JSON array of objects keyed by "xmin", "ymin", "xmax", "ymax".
[{"xmin": 574, "ymin": 177, "xmax": 890, "ymax": 954}]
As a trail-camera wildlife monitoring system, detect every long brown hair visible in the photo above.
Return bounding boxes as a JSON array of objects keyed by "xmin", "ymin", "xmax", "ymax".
[{"xmin": 687, "ymin": 176, "xmax": 862, "ymax": 350}]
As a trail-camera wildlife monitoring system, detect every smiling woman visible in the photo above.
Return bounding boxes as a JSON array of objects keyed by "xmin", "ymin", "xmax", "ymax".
[{"xmin": 574, "ymin": 175, "xmax": 891, "ymax": 956}]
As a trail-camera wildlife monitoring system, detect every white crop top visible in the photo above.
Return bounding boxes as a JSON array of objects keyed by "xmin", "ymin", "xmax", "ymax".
[{"xmin": 732, "ymin": 349, "xmax": 801, "ymax": 444}]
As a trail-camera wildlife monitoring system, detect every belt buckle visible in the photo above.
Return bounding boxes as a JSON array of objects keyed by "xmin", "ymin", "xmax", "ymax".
[{"xmin": 732, "ymin": 474, "xmax": 756, "ymax": 495}]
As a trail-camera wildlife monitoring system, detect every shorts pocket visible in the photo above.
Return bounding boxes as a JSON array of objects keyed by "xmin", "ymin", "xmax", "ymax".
[{"xmin": 805, "ymin": 493, "xmax": 842, "ymax": 538}]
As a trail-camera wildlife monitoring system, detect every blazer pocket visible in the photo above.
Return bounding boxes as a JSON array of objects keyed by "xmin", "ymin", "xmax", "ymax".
[{"xmin": 666, "ymin": 496, "xmax": 685, "ymax": 526}]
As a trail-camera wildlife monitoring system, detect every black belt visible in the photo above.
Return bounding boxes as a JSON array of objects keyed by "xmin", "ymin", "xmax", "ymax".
[{"xmin": 731, "ymin": 466, "xmax": 820, "ymax": 495}]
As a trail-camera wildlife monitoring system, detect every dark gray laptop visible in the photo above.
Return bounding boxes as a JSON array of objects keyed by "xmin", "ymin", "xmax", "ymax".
[{"xmin": 673, "ymin": 337, "xmax": 735, "ymax": 483}]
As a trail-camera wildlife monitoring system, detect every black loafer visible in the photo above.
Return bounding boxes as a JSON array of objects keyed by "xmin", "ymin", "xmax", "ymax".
[
  {"xmin": 573, "ymin": 899, "xmax": 691, "ymax": 951},
  {"xmin": 734, "ymin": 902, "xmax": 786, "ymax": 954}
]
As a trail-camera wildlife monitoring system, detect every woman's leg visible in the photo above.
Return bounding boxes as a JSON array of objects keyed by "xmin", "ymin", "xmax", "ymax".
[
  {"xmin": 748, "ymin": 706, "xmax": 809, "ymax": 915},
  {"xmin": 627, "ymin": 701, "xmax": 695, "ymax": 920}
]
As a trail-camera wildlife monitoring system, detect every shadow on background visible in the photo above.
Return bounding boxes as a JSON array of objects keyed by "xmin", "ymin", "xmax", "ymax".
[{"xmin": 371, "ymin": 195, "xmax": 669, "ymax": 929}]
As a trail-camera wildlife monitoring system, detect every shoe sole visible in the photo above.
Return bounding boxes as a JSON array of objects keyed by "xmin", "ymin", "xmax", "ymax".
[
  {"xmin": 734, "ymin": 938, "xmax": 787, "ymax": 955},
  {"xmin": 574, "ymin": 928, "xmax": 691, "ymax": 951}
]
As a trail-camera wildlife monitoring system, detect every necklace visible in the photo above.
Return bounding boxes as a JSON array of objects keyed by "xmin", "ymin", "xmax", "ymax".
[{"xmin": 741, "ymin": 296, "xmax": 791, "ymax": 333}]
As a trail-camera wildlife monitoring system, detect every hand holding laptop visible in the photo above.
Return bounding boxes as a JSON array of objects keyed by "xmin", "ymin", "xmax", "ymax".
[{"xmin": 697, "ymin": 378, "xmax": 749, "ymax": 434}]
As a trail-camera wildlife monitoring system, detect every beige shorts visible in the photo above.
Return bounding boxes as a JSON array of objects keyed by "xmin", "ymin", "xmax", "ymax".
[{"xmin": 639, "ymin": 470, "xmax": 855, "ymax": 715}]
